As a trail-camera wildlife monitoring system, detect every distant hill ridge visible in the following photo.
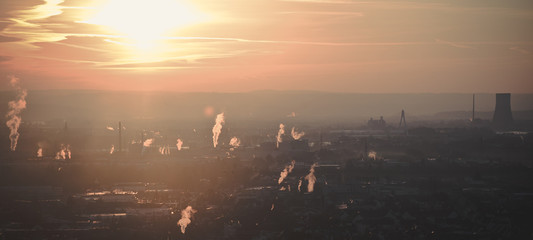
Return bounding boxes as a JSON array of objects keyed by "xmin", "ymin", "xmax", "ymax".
[{"xmin": 0, "ymin": 90, "xmax": 531, "ymax": 124}]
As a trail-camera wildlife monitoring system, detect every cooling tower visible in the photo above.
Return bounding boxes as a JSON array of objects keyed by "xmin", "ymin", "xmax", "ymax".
[{"xmin": 492, "ymin": 93, "xmax": 513, "ymax": 130}]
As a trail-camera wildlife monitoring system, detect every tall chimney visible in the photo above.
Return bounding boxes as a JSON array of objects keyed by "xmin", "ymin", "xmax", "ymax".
[
  {"xmin": 492, "ymin": 93, "xmax": 513, "ymax": 130},
  {"xmin": 118, "ymin": 121, "xmax": 122, "ymax": 153},
  {"xmin": 472, "ymin": 94, "xmax": 475, "ymax": 122}
]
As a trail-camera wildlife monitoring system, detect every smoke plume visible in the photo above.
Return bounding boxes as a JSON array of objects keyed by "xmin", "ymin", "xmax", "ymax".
[
  {"xmin": 55, "ymin": 144, "xmax": 71, "ymax": 160},
  {"xmin": 143, "ymin": 138, "xmax": 153, "ymax": 147},
  {"xmin": 368, "ymin": 151, "xmax": 377, "ymax": 160},
  {"xmin": 291, "ymin": 127, "xmax": 305, "ymax": 140},
  {"xmin": 278, "ymin": 160, "xmax": 296, "ymax": 184},
  {"xmin": 177, "ymin": 206, "xmax": 197, "ymax": 234},
  {"xmin": 159, "ymin": 145, "xmax": 170, "ymax": 155},
  {"xmin": 276, "ymin": 123, "xmax": 285, "ymax": 148},
  {"xmin": 5, "ymin": 76, "xmax": 27, "ymax": 151},
  {"xmin": 212, "ymin": 113, "xmax": 225, "ymax": 148},
  {"xmin": 305, "ymin": 163, "xmax": 318, "ymax": 192},
  {"xmin": 141, "ymin": 138, "xmax": 153, "ymax": 154},
  {"xmin": 176, "ymin": 138, "xmax": 183, "ymax": 151},
  {"xmin": 229, "ymin": 137, "xmax": 240, "ymax": 149}
]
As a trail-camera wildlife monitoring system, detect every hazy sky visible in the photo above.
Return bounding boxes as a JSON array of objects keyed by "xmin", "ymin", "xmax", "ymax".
[{"xmin": 0, "ymin": 0, "xmax": 532, "ymax": 92}]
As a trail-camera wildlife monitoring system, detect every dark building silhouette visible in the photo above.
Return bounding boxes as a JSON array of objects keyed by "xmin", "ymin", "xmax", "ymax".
[
  {"xmin": 492, "ymin": 93, "xmax": 513, "ymax": 130},
  {"xmin": 472, "ymin": 94, "xmax": 475, "ymax": 121},
  {"xmin": 399, "ymin": 110, "xmax": 408, "ymax": 135},
  {"xmin": 368, "ymin": 116, "xmax": 386, "ymax": 130}
]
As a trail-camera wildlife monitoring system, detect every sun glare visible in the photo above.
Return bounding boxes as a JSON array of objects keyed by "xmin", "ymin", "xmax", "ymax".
[{"xmin": 81, "ymin": 0, "xmax": 207, "ymax": 49}]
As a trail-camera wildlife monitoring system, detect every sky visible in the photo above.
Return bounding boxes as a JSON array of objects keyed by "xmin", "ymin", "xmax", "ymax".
[{"xmin": 0, "ymin": 0, "xmax": 532, "ymax": 93}]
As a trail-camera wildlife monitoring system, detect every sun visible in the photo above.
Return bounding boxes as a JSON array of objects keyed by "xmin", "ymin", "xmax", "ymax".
[{"xmin": 81, "ymin": 0, "xmax": 207, "ymax": 48}]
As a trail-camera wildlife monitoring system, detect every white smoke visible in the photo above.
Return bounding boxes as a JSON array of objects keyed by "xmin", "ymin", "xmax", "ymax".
[
  {"xmin": 305, "ymin": 163, "xmax": 318, "ymax": 192},
  {"xmin": 368, "ymin": 151, "xmax": 377, "ymax": 160},
  {"xmin": 55, "ymin": 144, "xmax": 71, "ymax": 160},
  {"xmin": 278, "ymin": 160, "xmax": 296, "ymax": 184},
  {"xmin": 143, "ymin": 138, "xmax": 153, "ymax": 147},
  {"xmin": 110, "ymin": 145, "xmax": 115, "ymax": 154},
  {"xmin": 159, "ymin": 145, "xmax": 170, "ymax": 155},
  {"xmin": 141, "ymin": 138, "xmax": 153, "ymax": 154},
  {"xmin": 55, "ymin": 146, "xmax": 65, "ymax": 160},
  {"xmin": 5, "ymin": 76, "xmax": 27, "ymax": 151},
  {"xmin": 291, "ymin": 127, "xmax": 305, "ymax": 140},
  {"xmin": 212, "ymin": 113, "xmax": 225, "ymax": 148},
  {"xmin": 229, "ymin": 137, "xmax": 240, "ymax": 149},
  {"xmin": 37, "ymin": 147, "xmax": 43, "ymax": 157},
  {"xmin": 66, "ymin": 145, "xmax": 71, "ymax": 159},
  {"xmin": 176, "ymin": 138, "xmax": 183, "ymax": 151},
  {"xmin": 177, "ymin": 206, "xmax": 197, "ymax": 234},
  {"xmin": 276, "ymin": 123, "xmax": 285, "ymax": 148}
]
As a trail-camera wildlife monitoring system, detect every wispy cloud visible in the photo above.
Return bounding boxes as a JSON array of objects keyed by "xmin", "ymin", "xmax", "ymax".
[
  {"xmin": 276, "ymin": 11, "xmax": 364, "ymax": 16},
  {"xmin": 2, "ymin": 0, "xmax": 67, "ymax": 43},
  {"xmin": 0, "ymin": 0, "xmax": 532, "ymax": 92},
  {"xmin": 281, "ymin": 0, "xmax": 366, "ymax": 4},
  {"xmin": 0, "ymin": 35, "xmax": 20, "ymax": 42},
  {"xmin": 509, "ymin": 46, "xmax": 530, "ymax": 54},
  {"xmin": 435, "ymin": 38, "xmax": 474, "ymax": 49},
  {"xmin": 165, "ymin": 36, "xmax": 432, "ymax": 46},
  {"xmin": 0, "ymin": 55, "xmax": 12, "ymax": 62}
]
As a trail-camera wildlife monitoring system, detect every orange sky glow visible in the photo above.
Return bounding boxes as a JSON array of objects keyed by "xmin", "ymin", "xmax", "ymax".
[{"xmin": 0, "ymin": 0, "xmax": 532, "ymax": 92}]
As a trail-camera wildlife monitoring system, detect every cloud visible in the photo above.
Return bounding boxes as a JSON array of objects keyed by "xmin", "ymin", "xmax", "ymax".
[
  {"xmin": 280, "ymin": 0, "xmax": 358, "ymax": 4},
  {"xmin": 0, "ymin": 0, "xmax": 532, "ymax": 92},
  {"xmin": 0, "ymin": 55, "xmax": 13, "ymax": 62},
  {"xmin": 435, "ymin": 38, "xmax": 474, "ymax": 49},
  {"xmin": 0, "ymin": 35, "xmax": 21, "ymax": 42},
  {"xmin": 277, "ymin": 11, "xmax": 364, "ymax": 16},
  {"xmin": 509, "ymin": 46, "xmax": 530, "ymax": 54}
]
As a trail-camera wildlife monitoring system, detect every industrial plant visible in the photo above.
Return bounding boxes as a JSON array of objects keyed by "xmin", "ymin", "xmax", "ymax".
[{"xmin": 0, "ymin": 91, "xmax": 532, "ymax": 240}]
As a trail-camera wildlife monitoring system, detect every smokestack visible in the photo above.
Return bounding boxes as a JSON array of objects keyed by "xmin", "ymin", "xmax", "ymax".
[
  {"xmin": 364, "ymin": 138, "xmax": 368, "ymax": 160},
  {"xmin": 319, "ymin": 130, "xmax": 323, "ymax": 150},
  {"xmin": 472, "ymin": 94, "xmax": 475, "ymax": 122},
  {"xmin": 140, "ymin": 132, "xmax": 145, "ymax": 159},
  {"xmin": 399, "ymin": 110, "xmax": 407, "ymax": 135},
  {"xmin": 118, "ymin": 121, "xmax": 122, "ymax": 153},
  {"xmin": 492, "ymin": 93, "xmax": 513, "ymax": 130}
]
